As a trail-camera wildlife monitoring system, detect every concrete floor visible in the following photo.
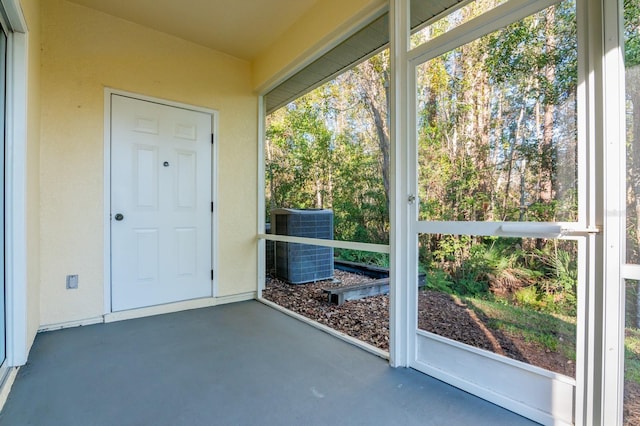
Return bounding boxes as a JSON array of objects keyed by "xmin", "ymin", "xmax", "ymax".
[{"xmin": 0, "ymin": 301, "xmax": 538, "ymax": 426}]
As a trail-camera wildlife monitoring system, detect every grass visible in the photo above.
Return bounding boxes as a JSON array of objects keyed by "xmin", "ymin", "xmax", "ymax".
[
  {"xmin": 334, "ymin": 249, "xmax": 390, "ymax": 268},
  {"xmin": 456, "ymin": 295, "xmax": 640, "ymax": 386},
  {"xmin": 626, "ymin": 327, "xmax": 640, "ymax": 385},
  {"xmin": 463, "ymin": 295, "xmax": 577, "ymax": 360}
]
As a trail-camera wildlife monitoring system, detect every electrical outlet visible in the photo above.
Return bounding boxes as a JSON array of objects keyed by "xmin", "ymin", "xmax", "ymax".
[{"xmin": 66, "ymin": 275, "xmax": 78, "ymax": 289}]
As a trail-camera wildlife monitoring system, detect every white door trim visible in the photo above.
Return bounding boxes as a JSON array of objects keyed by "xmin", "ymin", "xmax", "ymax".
[
  {"xmin": 389, "ymin": 0, "xmax": 412, "ymax": 369},
  {"xmin": 103, "ymin": 88, "xmax": 219, "ymax": 314}
]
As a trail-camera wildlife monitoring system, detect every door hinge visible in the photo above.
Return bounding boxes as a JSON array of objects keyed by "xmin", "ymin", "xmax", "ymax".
[
  {"xmin": 211, "ymin": 202, "xmax": 214, "ymax": 212},
  {"xmin": 211, "ymin": 133, "xmax": 214, "ymax": 144},
  {"xmin": 211, "ymin": 269, "xmax": 214, "ymax": 280}
]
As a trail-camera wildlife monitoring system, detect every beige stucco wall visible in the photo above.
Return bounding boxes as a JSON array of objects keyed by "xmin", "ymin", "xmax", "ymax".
[
  {"xmin": 251, "ymin": 0, "xmax": 385, "ymax": 92},
  {"xmin": 39, "ymin": 0, "xmax": 257, "ymax": 326},
  {"xmin": 21, "ymin": 0, "xmax": 42, "ymax": 350}
]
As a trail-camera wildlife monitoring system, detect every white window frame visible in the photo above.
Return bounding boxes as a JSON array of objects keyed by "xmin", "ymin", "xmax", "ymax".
[
  {"xmin": 256, "ymin": 95, "xmax": 391, "ymax": 359},
  {"xmin": 602, "ymin": 0, "xmax": 631, "ymax": 424},
  {"xmin": 258, "ymin": 0, "xmax": 632, "ymax": 421},
  {"xmin": 256, "ymin": 61, "xmax": 392, "ymax": 356},
  {"xmin": 2, "ymin": 0, "xmax": 29, "ymax": 370},
  {"xmin": 396, "ymin": 0, "xmax": 621, "ymax": 423},
  {"xmin": 389, "ymin": 0, "xmax": 411, "ymax": 368}
]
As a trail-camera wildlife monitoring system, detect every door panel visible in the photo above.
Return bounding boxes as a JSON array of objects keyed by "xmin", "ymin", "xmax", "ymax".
[
  {"xmin": 176, "ymin": 227, "xmax": 197, "ymax": 276},
  {"xmin": 176, "ymin": 151, "xmax": 197, "ymax": 208},
  {"xmin": 134, "ymin": 145, "xmax": 159, "ymax": 209},
  {"xmin": 111, "ymin": 95, "xmax": 212, "ymax": 311},
  {"xmin": 134, "ymin": 228, "xmax": 159, "ymax": 281}
]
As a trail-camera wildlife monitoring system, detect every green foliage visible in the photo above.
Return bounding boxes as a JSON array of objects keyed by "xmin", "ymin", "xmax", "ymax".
[
  {"xmin": 514, "ymin": 286, "xmax": 540, "ymax": 310},
  {"xmin": 268, "ymin": 2, "xmax": 581, "ymax": 329},
  {"xmin": 423, "ymin": 269, "xmax": 455, "ymax": 293},
  {"xmin": 519, "ymin": 242, "xmax": 578, "ymax": 315},
  {"xmin": 625, "ymin": 0, "xmax": 640, "ymax": 67},
  {"xmin": 266, "ymin": 98, "xmax": 334, "ymax": 210},
  {"xmin": 485, "ymin": 1, "xmax": 577, "ymax": 104},
  {"xmin": 454, "ymin": 276, "xmax": 489, "ymax": 297},
  {"xmin": 335, "ymin": 249, "xmax": 389, "ymax": 268},
  {"xmin": 417, "ymin": 2, "xmax": 579, "ymax": 225},
  {"xmin": 420, "ymin": 236, "xmax": 577, "ymax": 316},
  {"xmin": 626, "ymin": 281, "xmax": 640, "ymax": 328},
  {"xmin": 266, "ymin": 58, "xmax": 390, "ymax": 245},
  {"xmin": 625, "ymin": 327, "xmax": 640, "ymax": 385}
]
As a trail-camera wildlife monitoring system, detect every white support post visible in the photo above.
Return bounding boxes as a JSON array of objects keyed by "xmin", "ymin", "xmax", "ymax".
[
  {"xmin": 574, "ymin": 0, "xmax": 605, "ymax": 422},
  {"xmin": 573, "ymin": 0, "xmax": 599, "ymax": 423},
  {"xmin": 601, "ymin": 0, "xmax": 626, "ymax": 423},
  {"xmin": 578, "ymin": 0, "xmax": 624, "ymax": 423},
  {"xmin": 389, "ymin": 0, "xmax": 412, "ymax": 368},
  {"xmin": 5, "ymin": 28, "xmax": 28, "ymax": 367},
  {"xmin": 257, "ymin": 96, "xmax": 266, "ymax": 299}
]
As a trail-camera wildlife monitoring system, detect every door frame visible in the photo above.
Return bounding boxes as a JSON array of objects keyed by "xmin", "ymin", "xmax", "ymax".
[
  {"xmin": 2, "ymin": 0, "xmax": 28, "ymax": 370},
  {"xmin": 103, "ymin": 88, "xmax": 219, "ymax": 315},
  {"xmin": 399, "ymin": 0, "xmax": 592, "ymax": 423}
]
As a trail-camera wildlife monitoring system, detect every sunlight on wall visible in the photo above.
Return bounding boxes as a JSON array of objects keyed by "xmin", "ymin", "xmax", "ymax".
[{"xmin": 252, "ymin": 0, "xmax": 385, "ymax": 92}]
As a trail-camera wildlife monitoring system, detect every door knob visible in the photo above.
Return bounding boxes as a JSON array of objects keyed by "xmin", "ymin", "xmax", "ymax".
[{"xmin": 114, "ymin": 213, "xmax": 124, "ymax": 221}]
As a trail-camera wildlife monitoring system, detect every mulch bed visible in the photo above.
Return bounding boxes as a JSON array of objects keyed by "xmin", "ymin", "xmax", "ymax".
[
  {"xmin": 263, "ymin": 270, "xmax": 574, "ymax": 373},
  {"xmin": 263, "ymin": 270, "xmax": 639, "ymax": 424},
  {"xmin": 626, "ymin": 381, "xmax": 640, "ymax": 425},
  {"xmin": 263, "ymin": 271, "xmax": 390, "ymax": 349}
]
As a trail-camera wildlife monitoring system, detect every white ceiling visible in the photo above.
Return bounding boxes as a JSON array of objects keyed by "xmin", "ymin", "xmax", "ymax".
[{"xmin": 67, "ymin": 0, "xmax": 319, "ymax": 61}]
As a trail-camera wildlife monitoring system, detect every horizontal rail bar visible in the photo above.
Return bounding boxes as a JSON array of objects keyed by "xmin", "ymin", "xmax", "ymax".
[
  {"xmin": 500, "ymin": 224, "xmax": 562, "ymax": 237},
  {"xmin": 415, "ymin": 221, "xmax": 598, "ymax": 239},
  {"xmin": 622, "ymin": 264, "xmax": 640, "ymax": 281},
  {"xmin": 257, "ymin": 233, "xmax": 390, "ymax": 254}
]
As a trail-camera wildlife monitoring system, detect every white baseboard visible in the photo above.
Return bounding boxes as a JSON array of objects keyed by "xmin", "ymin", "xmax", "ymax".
[
  {"xmin": 38, "ymin": 293, "xmax": 258, "ymax": 330},
  {"xmin": 214, "ymin": 291, "xmax": 257, "ymax": 305},
  {"xmin": 104, "ymin": 292, "xmax": 256, "ymax": 323},
  {"xmin": 38, "ymin": 316, "xmax": 104, "ymax": 333}
]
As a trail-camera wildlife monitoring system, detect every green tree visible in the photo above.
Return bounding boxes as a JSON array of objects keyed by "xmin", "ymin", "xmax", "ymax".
[{"xmin": 265, "ymin": 59, "xmax": 390, "ymax": 245}]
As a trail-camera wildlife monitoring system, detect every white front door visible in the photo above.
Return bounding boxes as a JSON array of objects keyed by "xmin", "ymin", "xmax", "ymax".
[{"xmin": 110, "ymin": 94, "xmax": 212, "ymax": 312}]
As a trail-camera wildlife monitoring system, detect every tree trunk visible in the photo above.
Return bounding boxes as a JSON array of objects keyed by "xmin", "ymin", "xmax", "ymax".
[
  {"xmin": 540, "ymin": 6, "xmax": 557, "ymax": 209},
  {"xmin": 503, "ymin": 104, "xmax": 526, "ymax": 220},
  {"xmin": 627, "ymin": 65, "xmax": 640, "ymax": 262},
  {"xmin": 359, "ymin": 59, "xmax": 391, "ymax": 212}
]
